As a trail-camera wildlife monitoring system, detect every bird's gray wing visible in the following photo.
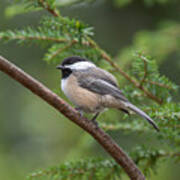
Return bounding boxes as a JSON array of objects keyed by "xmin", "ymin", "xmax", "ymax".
[
  {"xmin": 94, "ymin": 67, "xmax": 119, "ymax": 87},
  {"xmin": 75, "ymin": 70, "xmax": 128, "ymax": 102},
  {"xmin": 75, "ymin": 67, "xmax": 119, "ymax": 87}
]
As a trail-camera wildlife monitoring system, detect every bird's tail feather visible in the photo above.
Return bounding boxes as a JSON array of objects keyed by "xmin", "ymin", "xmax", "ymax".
[{"xmin": 125, "ymin": 102, "xmax": 159, "ymax": 131}]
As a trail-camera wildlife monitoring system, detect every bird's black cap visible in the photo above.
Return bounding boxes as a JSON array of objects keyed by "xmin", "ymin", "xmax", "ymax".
[{"xmin": 61, "ymin": 56, "xmax": 88, "ymax": 66}]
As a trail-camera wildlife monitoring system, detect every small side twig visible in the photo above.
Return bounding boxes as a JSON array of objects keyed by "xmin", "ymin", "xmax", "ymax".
[
  {"xmin": 145, "ymin": 80, "xmax": 174, "ymax": 90},
  {"xmin": 48, "ymin": 41, "xmax": 75, "ymax": 61},
  {"xmin": 38, "ymin": 0, "xmax": 60, "ymax": 17}
]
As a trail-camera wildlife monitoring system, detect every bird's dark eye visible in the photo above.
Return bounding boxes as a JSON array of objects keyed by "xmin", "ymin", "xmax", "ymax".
[{"xmin": 61, "ymin": 68, "xmax": 72, "ymax": 79}]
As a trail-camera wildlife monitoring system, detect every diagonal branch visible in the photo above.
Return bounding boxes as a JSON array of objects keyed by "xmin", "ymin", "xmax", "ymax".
[{"xmin": 0, "ymin": 55, "xmax": 145, "ymax": 180}]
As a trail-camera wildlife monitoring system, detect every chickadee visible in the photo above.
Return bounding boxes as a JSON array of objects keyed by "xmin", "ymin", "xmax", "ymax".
[{"xmin": 56, "ymin": 56, "xmax": 159, "ymax": 131}]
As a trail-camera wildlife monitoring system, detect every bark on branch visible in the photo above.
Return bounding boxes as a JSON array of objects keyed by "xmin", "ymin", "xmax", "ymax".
[{"xmin": 0, "ymin": 55, "xmax": 145, "ymax": 180}]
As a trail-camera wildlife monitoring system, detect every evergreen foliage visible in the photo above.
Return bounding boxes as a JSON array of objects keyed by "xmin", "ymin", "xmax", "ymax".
[
  {"xmin": 27, "ymin": 158, "xmax": 122, "ymax": 180},
  {"xmin": 0, "ymin": 0, "xmax": 179, "ymax": 179}
]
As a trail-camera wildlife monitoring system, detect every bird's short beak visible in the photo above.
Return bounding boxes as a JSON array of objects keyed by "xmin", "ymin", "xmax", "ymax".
[{"xmin": 56, "ymin": 65, "xmax": 64, "ymax": 70}]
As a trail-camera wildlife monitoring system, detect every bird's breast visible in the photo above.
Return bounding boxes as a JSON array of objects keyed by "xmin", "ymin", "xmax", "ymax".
[
  {"xmin": 61, "ymin": 75, "xmax": 103, "ymax": 113},
  {"xmin": 61, "ymin": 78, "xmax": 68, "ymax": 95}
]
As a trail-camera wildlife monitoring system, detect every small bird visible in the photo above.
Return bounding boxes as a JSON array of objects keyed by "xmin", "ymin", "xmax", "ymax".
[{"xmin": 56, "ymin": 56, "xmax": 159, "ymax": 131}]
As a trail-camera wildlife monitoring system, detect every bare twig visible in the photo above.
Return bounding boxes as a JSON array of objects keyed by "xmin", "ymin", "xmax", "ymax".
[{"xmin": 0, "ymin": 55, "xmax": 145, "ymax": 180}]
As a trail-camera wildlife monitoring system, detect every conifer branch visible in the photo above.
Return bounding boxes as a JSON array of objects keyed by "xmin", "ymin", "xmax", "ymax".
[
  {"xmin": 86, "ymin": 37, "xmax": 163, "ymax": 104},
  {"xmin": 0, "ymin": 55, "xmax": 145, "ymax": 180},
  {"xmin": 38, "ymin": 4, "xmax": 163, "ymax": 104},
  {"xmin": 27, "ymin": 158, "xmax": 121, "ymax": 180},
  {"xmin": 0, "ymin": 33, "xmax": 68, "ymax": 43}
]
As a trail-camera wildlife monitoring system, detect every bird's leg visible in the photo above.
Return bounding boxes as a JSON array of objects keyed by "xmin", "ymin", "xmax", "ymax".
[
  {"xmin": 91, "ymin": 112, "xmax": 100, "ymax": 127},
  {"xmin": 75, "ymin": 107, "xmax": 83, "ymax": 117}
]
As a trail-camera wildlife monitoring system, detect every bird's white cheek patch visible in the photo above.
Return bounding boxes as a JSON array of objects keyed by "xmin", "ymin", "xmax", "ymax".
[{"xmin": 65, "ymin": 61, "xmax": 96, "ymax": 70}]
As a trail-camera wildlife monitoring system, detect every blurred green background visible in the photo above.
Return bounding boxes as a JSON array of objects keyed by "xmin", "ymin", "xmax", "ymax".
[{"xmin": 0, "ymin": 0, "xmax": 180, "ymax": 179}]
